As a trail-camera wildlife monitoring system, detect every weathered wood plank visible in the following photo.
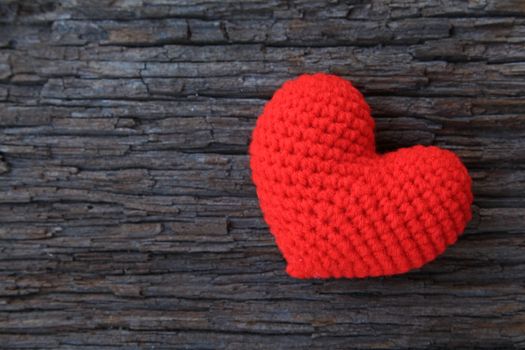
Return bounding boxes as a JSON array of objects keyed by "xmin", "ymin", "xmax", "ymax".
[{"xmin": 1, "ymin": 0, "xmax": 525, "ymax": 349}]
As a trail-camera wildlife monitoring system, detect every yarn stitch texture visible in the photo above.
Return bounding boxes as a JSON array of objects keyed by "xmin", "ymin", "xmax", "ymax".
[{"xmin": 249, "ymin": 73, "xmax": 473, "ymax": 279}]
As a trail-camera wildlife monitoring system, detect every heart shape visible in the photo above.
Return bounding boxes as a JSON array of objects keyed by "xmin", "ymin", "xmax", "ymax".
[{"xmin": 249, "ymin": 73, "xmax": 473, "ymax": 279}]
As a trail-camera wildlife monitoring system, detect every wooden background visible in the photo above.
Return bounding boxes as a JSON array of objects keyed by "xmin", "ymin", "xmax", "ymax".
[{"xmin": 1, "ymin": 0, "xmax": 525, "ymax": 348}]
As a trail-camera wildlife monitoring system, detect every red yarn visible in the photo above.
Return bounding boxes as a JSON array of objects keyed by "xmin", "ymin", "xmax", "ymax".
[{"xmin": 249, "ymin": 73, "xmax": 473, "ymax": 279}]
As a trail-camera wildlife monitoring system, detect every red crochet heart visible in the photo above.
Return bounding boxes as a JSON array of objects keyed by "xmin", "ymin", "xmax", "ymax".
[{"xmin": 249, "ymin": 73, "xmax": 473, "ymax": 279}]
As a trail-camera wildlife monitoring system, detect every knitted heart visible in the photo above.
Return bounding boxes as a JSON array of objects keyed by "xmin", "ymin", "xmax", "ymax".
[{"xmin": 249, "ymin": 73, "xmax": 473, "ymax": 279}]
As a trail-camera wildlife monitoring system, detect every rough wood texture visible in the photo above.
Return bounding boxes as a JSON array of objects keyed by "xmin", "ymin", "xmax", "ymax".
[{"xmin": 1, "ymin": 0, "xmax": 525, "ymax": 349}]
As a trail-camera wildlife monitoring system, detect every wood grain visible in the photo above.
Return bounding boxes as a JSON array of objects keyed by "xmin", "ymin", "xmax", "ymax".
[{"xmin": 1, "ymin": 0, "xmax": 525, "ymax": 348}]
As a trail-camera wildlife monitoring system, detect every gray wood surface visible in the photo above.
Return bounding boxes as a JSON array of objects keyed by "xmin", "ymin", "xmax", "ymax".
[{"xmin": 1, "ymin": 0, "xmax": 525, "ymax": 349}]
